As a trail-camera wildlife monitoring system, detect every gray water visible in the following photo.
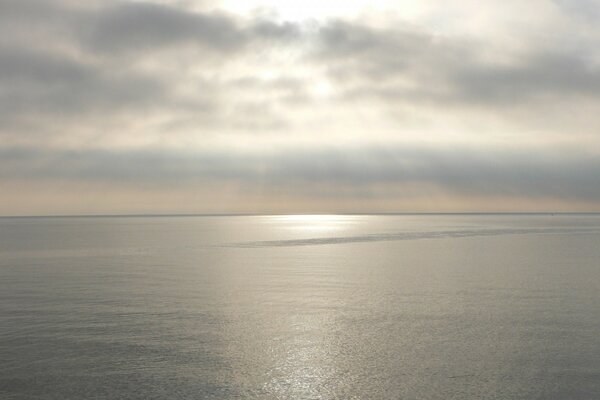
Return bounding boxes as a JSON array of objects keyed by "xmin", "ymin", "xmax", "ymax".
[{"xmin": 1, "ymin": 214, "xmax": 600, "ymax": 399}]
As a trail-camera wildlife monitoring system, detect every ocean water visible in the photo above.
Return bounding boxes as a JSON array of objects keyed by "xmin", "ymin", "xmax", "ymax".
[{"xmin": 1, "ymin": 214, "xmax": 600, "ymax": 399}]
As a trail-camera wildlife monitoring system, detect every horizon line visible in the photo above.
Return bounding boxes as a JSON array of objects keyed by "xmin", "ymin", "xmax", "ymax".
[{"xmin": 2, "ymin": 211, "xmax": 600, "ymax": 219}]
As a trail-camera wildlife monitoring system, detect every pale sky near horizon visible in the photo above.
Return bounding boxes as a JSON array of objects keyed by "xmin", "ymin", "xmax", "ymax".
[{"xmin": 2, "ymin": 0, "xmax": 600, "ymax": 215}]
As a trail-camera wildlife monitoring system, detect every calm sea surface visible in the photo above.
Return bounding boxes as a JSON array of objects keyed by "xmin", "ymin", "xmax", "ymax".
[{"xmin": 1, "ymin": 214, "xmax": 600, "ymax": 399}]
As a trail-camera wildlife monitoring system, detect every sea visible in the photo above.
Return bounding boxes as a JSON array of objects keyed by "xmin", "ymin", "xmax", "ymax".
[{"xmin": 1, "ymin": 214, "xmax": 600, "ymax": 399}]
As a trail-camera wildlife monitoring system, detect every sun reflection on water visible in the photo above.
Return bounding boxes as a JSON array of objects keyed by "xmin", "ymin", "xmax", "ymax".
[
  {"xmin": 262, "ymin": 314, "xmax": 339, "ymax": 399},
  {"xmin": 267, "ymin": 215, "xmax": 360, "ymax": 234}
]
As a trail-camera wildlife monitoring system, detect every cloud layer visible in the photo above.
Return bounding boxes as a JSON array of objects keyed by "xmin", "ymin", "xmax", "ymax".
[{"xmin": 1, "ymin": 0, "xmax": 600, "ymax": 214}]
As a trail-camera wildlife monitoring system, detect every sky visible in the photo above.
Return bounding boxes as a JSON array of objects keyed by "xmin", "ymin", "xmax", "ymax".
[{"xmin": 2, "ymin": 0, "xmax": 600, "ymax": 215}]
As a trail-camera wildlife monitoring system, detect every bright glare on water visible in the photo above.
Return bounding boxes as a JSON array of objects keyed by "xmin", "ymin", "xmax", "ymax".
[{"xmin": 1, "ymin": 214, "xmax": 600, "ymax": 399}]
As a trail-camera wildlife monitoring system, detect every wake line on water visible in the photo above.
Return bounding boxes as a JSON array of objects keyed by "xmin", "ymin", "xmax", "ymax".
[{"xmin": 231, "ymin": 227, "xmax": 600, "ymax": 248}]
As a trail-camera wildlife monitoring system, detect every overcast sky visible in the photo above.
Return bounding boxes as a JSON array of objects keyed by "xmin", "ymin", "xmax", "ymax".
[{"xmin": 2, "ymin": 0, "xmax": 600, "ymax": 215}]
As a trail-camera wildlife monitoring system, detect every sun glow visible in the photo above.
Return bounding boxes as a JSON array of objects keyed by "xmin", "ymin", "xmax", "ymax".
[
  {"xmin": 269, "ymin": 215, "xmax": 359, "ymax": 233},
  {"xmin": 218, "ymin": 0, "xmax": 402, "ymax": 22}
]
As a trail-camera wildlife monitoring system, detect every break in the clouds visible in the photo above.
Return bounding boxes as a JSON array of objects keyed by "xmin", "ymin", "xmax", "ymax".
[{"xmin": 1, "ymin": 0, "xmax": 600, "ymax": 214}]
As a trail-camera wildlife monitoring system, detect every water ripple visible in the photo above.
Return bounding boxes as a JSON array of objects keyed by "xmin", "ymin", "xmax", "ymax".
[{"xmin": 231, "ymin": 227, "xmax": 600, "ymax": 248}]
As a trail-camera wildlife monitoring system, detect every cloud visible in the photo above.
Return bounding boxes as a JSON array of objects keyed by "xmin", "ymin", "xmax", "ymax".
[
  {"xmin": 83, "ymin": 3, "xmax": 247, "ymax": 54},
  {"xmin": 2, "ymin": 144, "xmax": 600, "ymax": 204},
  {"xmin": 552, "ymin": 0, "xmax": 600, "ymax": 21},
  {"xmin": 4, "ymin": 0, "xmax": 599, "ymax": 136},
  {"xmin": 0, "ymin": 0, "xmax": 304, "ymax": 142},
  {"xmin": 0, "ymin": 45, "xmax": 168, "ymax": 116},
  {"xmin": 2, "ymin": 0, "xmax": 600, "ymax": 213},
  {"xmin": 313, "ymin": 19, "xmax": 600, "ymax": 106}
]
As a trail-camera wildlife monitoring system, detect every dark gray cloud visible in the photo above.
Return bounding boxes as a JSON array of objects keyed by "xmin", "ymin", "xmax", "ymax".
[
  {"xmin": 313, "ymin": 19, "xmax": 600, "ymax": 107},
  {"xmin": 314, "ymin": 20, "xmax": 454, "ymax": 78},
  {"xmin": 2, "ymin": 145, "xmax": 600, "ymax": 202},
  {"xmin": 0, "ymin": 0, "xmax": 299, "ymax": 52},
  {"xmin": 0, "ymin": 46, "xmax": 167, "ymax": 117},
  {"xmin": 0, "ymin": 0, "xmax": 302, "ymax": 138},
  {"xmin": 450, "ymin": 52, "xmax": 600, "ymax": 104},
  {"xmin": 83, "ymin": 3, "xmax": 247, "ymax": 54}
]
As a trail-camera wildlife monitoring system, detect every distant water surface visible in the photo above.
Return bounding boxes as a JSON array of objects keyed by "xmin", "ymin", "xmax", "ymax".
[{"xmin": 1, "ymin": 214, "xmax": 600, "ymax": 399}]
